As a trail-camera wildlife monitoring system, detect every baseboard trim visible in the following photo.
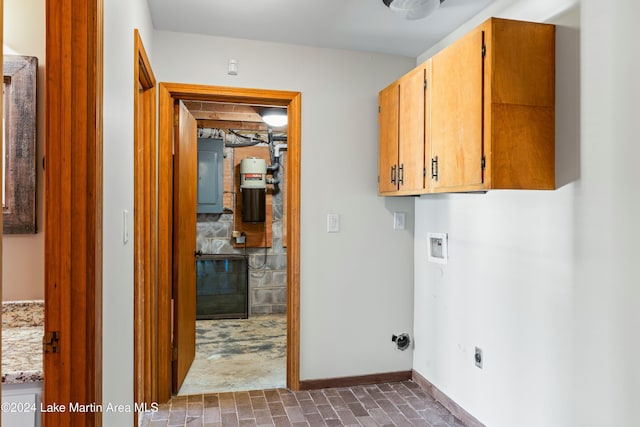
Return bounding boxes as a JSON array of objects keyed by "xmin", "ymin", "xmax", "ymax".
[
  {"xmin": 298, "ymin": 370, "xmax": 412, "ymax": 391},
  {"xmin": 412, "ymin": 370, "xmax": 485, "ymax": 427}
]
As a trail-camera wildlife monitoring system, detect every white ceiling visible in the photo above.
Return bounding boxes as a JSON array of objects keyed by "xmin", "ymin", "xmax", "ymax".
[{"xmin": 147, "ymin": 0, "xmax": 495, "ymax": 57}]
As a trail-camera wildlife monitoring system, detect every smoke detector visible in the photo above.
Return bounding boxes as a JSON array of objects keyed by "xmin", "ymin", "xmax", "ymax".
[{"xmin": 382, "ymin": 0, "xmax": 445, "ymax": 20}]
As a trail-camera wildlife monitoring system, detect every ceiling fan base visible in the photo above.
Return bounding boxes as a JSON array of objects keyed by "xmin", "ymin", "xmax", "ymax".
[{"xmin": 383, "ymin": 0, "xmax": 444, "ymax": 20}]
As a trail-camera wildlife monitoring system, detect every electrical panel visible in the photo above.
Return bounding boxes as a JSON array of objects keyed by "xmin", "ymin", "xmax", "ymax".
[{"xmin": 197, "ymin": 138, "xmax": 224, "ymax": 214}]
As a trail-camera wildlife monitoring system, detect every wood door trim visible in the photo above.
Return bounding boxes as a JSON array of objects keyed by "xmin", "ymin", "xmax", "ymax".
[
  {"xmin": 44, "ymin": 0, "xmax": 104, "ymax": 425},
  {"xmin": 133, "ymin": 28, "xmax": 158, "ymax": 410},
  {"xmin": 1, "ymin": 0, "xmax": 3, "ymax": 410},
  {"xmin": 157, "ymin": 82, "xmax": 301, "ymax": 400}
]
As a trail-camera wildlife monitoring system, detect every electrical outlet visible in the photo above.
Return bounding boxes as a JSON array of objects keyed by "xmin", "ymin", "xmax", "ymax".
[
  {"xmin": 327, "ymin": 213, "xmax": 340, "ymax": 233},
  {"xmin": 474, "ymin": 347, "xmax": 483, "ymax": 369}
]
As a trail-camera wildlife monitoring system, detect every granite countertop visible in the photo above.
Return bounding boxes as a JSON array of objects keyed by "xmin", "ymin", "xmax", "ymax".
[{"xmin": 2, "ymin": 301, "xmax": 44, "ymax": 384}]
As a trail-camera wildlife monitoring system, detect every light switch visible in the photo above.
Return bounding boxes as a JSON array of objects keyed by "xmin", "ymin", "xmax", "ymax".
[
  {"xmin": 228, "ymin": 59, "xmax": 238, "ymax": 75},
  {"xmin": 123, "ymin": 210, "xmax": 130, "ymax": 244},
  {"xmin": 327, "ymin": 213, "xmax": 340, "ymax": 233},
  {"xmin": 393, "ymin": 212, "xmax": 406, "ymax": 230}
]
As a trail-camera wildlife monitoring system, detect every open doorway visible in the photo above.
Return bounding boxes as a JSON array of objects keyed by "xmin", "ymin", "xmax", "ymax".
[
  {"xmin": 152, "ymin": 83, "xmax": 301, "ymax": 402},
  {"xmin": 176, "ymin": 100, "xmax": 289, "ymax": 395}
]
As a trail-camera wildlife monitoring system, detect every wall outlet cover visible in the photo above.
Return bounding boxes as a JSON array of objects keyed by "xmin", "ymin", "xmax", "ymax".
[
  {"xmin": 327, "ymin": 213, "xmax": 340, "ymax": 233},
  {"xmin": 427, "ymin": 232, "xmax": 448, "ymax": 264}
]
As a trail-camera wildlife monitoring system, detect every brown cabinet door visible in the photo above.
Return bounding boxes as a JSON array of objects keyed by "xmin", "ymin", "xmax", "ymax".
[
  {"xmin": 378, "ymin": 82, "xmax": 399, "ymax": 193},
  {"xmin": 398, "ymin": 63, "xmax": 427, "ymax": 192},
  {"xmin": 431, "ymin": 26, "xmax": 484, "ymax": 191}
]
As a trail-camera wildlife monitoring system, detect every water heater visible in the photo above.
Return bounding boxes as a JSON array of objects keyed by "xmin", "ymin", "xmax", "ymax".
[{"xmin": 240, "ymin": 157, "xmax": 267, "ymax": 222}]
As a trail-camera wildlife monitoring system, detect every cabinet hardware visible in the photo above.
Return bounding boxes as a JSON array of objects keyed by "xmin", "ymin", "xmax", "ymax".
[
  {"xmin": 481, "ymin": 156, "xmax": 486, "ymax": 169},
  {"xmin": 391, "ymin": 165, "xmax": 397, "ymax": 185},
  {"xmin": 424, "ymin": 80, "xmax": 428, "ymax": 90},
  {"xmin": 431, "ymin": 156, "xmax": 439, "ymax": 181},
  {"xmin": 482, "ymin": 44, "xmax": 486, "ymax": 58},
  {"xmin": 43, "ymin": 331, "xmax": 60, "ymax": 354},
  {"xmin": 398, "ymin": 164, "xmax": 404, "ymax": 185}
]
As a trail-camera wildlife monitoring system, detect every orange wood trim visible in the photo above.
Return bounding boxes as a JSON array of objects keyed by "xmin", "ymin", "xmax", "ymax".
[
  {"xmin": 412, "ymin": 370, "xmax": 486, "ymax": 427},
  {"xmin": 133, "ymin": 28, "xmax": 158, "ymax": 411},
  {"xmin": 299, "ymin": 371, "xmax": 412, "ymax": 391},
  {"xmin": 157, "ymin": 83, "xmax": 175, "ymax": 401},
  {"xmin": 286, "ymin": 92, "xmax": 301, "ymax": 391},
  {"xmin": 156, "ymin": 82, "xmax": 301, "ymax": 398},
  {"xmin": 44, "ymin": 0, "xmax": 103, "ymax": 425},
  {"xmin": 159, "ymin": 82, "xmax": 300, "ymax": 105},
  {"xmin": 1, "ymin": 0, "xmax": 4, "ymax": 401}
]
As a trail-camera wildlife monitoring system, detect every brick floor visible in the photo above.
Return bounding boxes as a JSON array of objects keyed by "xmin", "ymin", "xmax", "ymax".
[{"xmin": 139, "ymin": 381, "xmax": 466, "ymax": 427}]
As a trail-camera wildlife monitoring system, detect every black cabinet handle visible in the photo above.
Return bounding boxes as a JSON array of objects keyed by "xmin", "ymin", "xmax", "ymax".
[{"xmin": 431, "ymin": 156, "xmax": 439, "ymax": 181}]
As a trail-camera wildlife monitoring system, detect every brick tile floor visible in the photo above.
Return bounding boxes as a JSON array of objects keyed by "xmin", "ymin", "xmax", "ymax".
[{"xmin": 139, "ymin": 381, "xmax": 466, "ymax": 427}]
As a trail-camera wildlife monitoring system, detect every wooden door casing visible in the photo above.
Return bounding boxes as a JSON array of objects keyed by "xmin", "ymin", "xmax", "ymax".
[
  {"xmin": 157, "ymin": 83, "xmax": 302, "ymax": 401},
  {"xmin": 133, "ymin": 28, "xmax": 158, "ymax": 410},
  {"xmin": 44, "ymin": 0, "xmax": 104, "ymax": 425}
]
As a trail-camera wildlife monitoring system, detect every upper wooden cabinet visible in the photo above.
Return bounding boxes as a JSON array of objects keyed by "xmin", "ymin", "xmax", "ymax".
[
  {"xmin": 379, "ymin": 17, "xmax": 555, "ymax": 195},
  {"xmin": 378, "ymin": 60, "xmax": 431, "ymax": 195}
]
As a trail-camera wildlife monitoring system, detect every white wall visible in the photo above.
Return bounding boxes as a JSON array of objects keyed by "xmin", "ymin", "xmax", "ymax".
[
  {"xmin": 413, "ymin": 1, "xmax": 640, "ymax": 426},
  {"xmin": 2, "ymin": 0, "xmax": 45, "ymax": 301},
  {"xmin": 151, "ymin": 32, "xmax": 417, "ymax": 380},
  {"xmin": 102, "ymin": 0, "xmax": 153, "ymax": 425}
]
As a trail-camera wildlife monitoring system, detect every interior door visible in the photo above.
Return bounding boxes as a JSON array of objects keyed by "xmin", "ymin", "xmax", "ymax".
[
  {"xmin": 172, "ymin": 100, "xmax": 198, "ymax": 393},
  {"xmin": 431, "ymin": 26, "xmax": 484, "ymax": 191},
  {"xmin": 378, "ymin": 83, "xmax": 399, "ymax": 193}
]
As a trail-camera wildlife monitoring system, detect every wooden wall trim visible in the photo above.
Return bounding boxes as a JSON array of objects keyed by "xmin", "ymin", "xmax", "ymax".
[
  {"xmin": 412, "ymin": 370, "xmax": 486, "ymax": 427},
  {"xmin": 1, "ymin": 0, "xmax": 4, "ymax": 409},
  {"xmin": 44, "ymin": 0, "xmax": 104, "ymax": 425},
  {"xmin": 157, "ymin": 83, "xmax": 301, "ymax": 400},
  {"xmin": 157, "ymin": 83, "xmax": 175, "ymax": 401},
  {"xmin": 286, "ymin": 92, "xmax": 301, "ymax": 391},
  {"xmin": 133, "ymin": 28, "xmax": 158, "ymax": 410},
  {"xmin": 299, "ymin": 371, "xmax": 413, "ymax": 391}
]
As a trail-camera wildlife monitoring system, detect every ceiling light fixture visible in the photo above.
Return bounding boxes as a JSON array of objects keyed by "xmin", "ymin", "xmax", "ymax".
[
  {"xmin": 383, "ymin": 0, "xmax": 445, "ymax": 20},
  {"xmin": 260, "ymin": 108, "xmax": 288, "ymax": 128}
]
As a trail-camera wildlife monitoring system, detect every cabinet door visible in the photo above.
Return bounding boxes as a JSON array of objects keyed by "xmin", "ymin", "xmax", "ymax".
[
  {"xmin": 431, "ymin": 26, "xmax": 484, "ymax": 191},
  {"xmin": 378, "ymin": 82, "xmax": 399, "ymax": 193},
  {"xmin": 398, "ymin": 64, "xmax": 427, "ymax": 192}
]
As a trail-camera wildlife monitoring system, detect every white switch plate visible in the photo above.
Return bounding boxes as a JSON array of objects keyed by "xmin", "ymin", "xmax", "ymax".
[
  {"xmin": 123, "ymin": 210, "xmax": 130, "ymax": 244},
  {"xmin": 393, "ymin": 212, "xmax": 406, "ymax": 230},
  {"xmin": 327, "ymin": 213, "xmax": 340, "ymax": 233},
  {"xmin": 228, "ymin": 58, "xmax": 238, "ymax": 75},
  {"xmin": 427, "ymin": 232, "xmax": 448, "ymax": 264}
]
